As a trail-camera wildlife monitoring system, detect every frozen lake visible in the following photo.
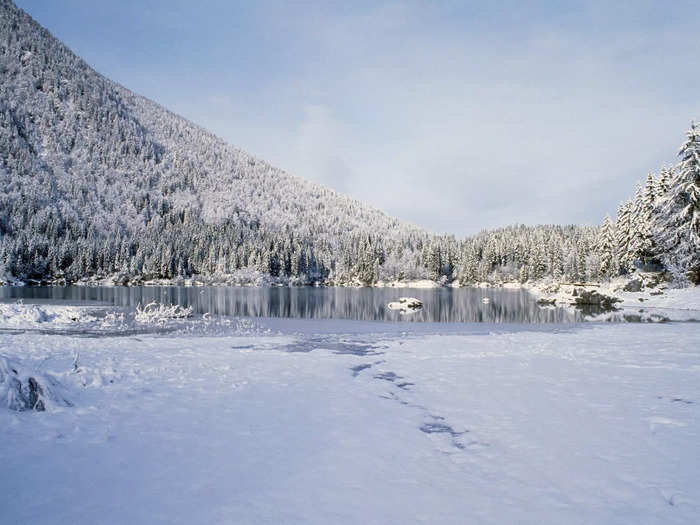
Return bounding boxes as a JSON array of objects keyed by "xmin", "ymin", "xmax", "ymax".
[
  {"xmin": 1, "ymin": 314, "xmax": 698, "ymax": 524},
  {"xmin": 0, "ymin": 285, "xmax": 584, "ymax": 323}
]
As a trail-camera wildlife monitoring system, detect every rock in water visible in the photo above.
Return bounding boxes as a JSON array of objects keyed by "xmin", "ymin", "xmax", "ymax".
[
  {"xmin": 623, "ymin": 279, "xmax": 643, "ymax": 292},
  {"xmin": 387, "ymin": 297, "xmax": 423, "ymax": 313},
  {"xmin": 572, "ymin": 289, "xmax": 621, "ymax": 310}
]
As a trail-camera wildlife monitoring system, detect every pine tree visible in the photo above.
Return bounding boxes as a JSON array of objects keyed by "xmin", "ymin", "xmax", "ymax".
[
  {"xmin": 598, "ymin": 215, "xmax": 616, "ymax": 278},
  {"xmin": 615, "ymin": 201, "xmax": 632, "ymax": 273},
  {"xmin": 655, "ymin": 167, "xmax": 671, "ymax": 198},
  {"xmin": 643, "ymin": 174, "xmax": 656, "ymax": 215},
  {"xmin": 629, "ymin": 184, "xmax": 654, "ymax": 269},
  {"xmin": 659, "ymin": 122, "xmax": 700, "ymax": 283}
]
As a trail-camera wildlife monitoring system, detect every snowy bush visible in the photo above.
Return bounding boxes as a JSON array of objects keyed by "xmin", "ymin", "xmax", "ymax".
[
  {"xmin": 0, "ymin": 303, "xmax": 48, "ymax": 325},
  {"xmin": 0, "ymin": 355, "xmax": 65, "ymax": 412},
  {"xmin": 100, "ymin": 311, "xmax": 125, "ymax": 328},
  {"xmin": 135, "ymin": 302, "xmax": 193, "ymax": 324}
]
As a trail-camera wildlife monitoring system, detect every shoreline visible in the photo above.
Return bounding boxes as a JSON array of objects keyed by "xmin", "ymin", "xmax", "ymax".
[
  {"xmin": 3, "ymin": 273, "xmax": 699, "ymax": 317},
  {"xmin": 2, "ymin": 272, "xmax": 697, "ymax": 295}
]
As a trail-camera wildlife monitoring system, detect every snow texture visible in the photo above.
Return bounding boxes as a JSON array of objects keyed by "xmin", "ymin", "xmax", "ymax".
[{"xmin": 0, "ymin": 309, "xmax": 699, "ymax": 524}]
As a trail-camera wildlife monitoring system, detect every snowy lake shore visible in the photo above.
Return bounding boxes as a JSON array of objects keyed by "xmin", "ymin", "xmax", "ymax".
[
  {"xmin": 4, "ymin": 273, "xmax": 699, "ymax": 325},
  {"xmin": 1, "ymin": 305, "xmax": 699, "ymax": 524},
  {"xmin": 522, "ymin": 278, "xmax": 700, "ymax": 322}
]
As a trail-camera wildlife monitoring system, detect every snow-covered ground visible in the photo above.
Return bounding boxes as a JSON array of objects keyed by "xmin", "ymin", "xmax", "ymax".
[
  {"xmin": 1, "ymin": 308, "xmax": 699, "ymax": 524},
  {"xmin": 376, "ymin": 279, "xmax": 442, "ymax": 288},
  {"xmin": 525, "ymin": 281, "xmax": 700, "ymax": 322},
  {"xmin": 614, "ymin": 285, "xmax": 700, "ymax": 311},
  {"xmin": 0, "ymin": 302, "xmax": 102, "ymax": 327}
]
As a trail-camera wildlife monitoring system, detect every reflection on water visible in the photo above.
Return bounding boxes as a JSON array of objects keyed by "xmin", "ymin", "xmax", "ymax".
[{"xmin": 0, "ymin": 286, "xmax": 584, "ymax": 323}]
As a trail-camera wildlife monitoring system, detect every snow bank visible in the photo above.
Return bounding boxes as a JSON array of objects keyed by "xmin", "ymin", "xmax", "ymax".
[
  {"xmin": 74, "ymin": 268, "xmax": 301, "ymax": 288},
  {"xmin": 0, "ymin": 303, "xmax": 98, "ymax": 328},
  {"xmin": 0, "ymin": 301, "xmax": 268, "ymax": 338},
  {"xmin": 613, "ymin": 285, "xmax": 700, "ymax": 311},
  {"xmin": 376, "ymin": 279, "xmax": 442, "ymax": 288},
  {"xmin": 523, "ymin": 276, "xmax": 700, "ymax": 321},
  {"xmin": 0, "ymin": 355, "xmax": 69, "ymax": 411}
]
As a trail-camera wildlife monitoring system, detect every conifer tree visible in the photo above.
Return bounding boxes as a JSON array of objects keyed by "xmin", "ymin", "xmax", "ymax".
[
  {"xmin": 629, "ymin": 184, "xmax": 654, "ymax": 269},
  {"xmin": 615, "ymin": 201, "xmax": 633, "ymax": 273},
  {"xmin": 643, "ymin": 174, "xmax": 656, "ymax": 215},
  {"xmin": 659, "ymin": 122, "xmax": 700, "ymax": 283},
  {"xmin": 598, "ymin": 215, "xmax": 616, "ymax": 278},
  {"xmin": 655, "ymin": 167, "xmax": 671, "ymax": 198}
]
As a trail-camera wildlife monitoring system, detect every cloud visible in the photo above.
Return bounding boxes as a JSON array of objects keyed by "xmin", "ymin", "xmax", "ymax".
[
  {"xmin": 252, "ymin": 1, "xmax": 699, "ymax": 234},
  {"xmin": 295, "ymin": 104, "xmax": 354, "ymax": 193}
]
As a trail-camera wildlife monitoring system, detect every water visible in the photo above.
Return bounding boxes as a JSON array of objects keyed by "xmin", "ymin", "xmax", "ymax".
[{"xmin": 0, "ymin": 286, "xmax": 583, "ymax": 323}]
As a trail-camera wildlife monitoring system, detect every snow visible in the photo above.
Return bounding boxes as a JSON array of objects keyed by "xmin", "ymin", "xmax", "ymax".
[
  {"xmin": 387, "ymin": 297, "xmax": 424, "ymax": 313},
  {"xmin": 0, "ymin": 302, "xmax": 99, "ymax": 327},
  {"xmin": 525, "ymin": 281, "xmax": 700, "ymax": 322},
  {"xmin": 1, "ymin": 309, "xmax": 699, "ymax": 524},
  {"xmin": 376, "ymin": 279, "xmax": 442, "ymax": 289},
  {"xmin": 598, "ymin": 285, "xmax": 700, "ymax": 322},
  {"xmin": 614, "ymin": 286, "xmax": 700, "ymax": 311}
]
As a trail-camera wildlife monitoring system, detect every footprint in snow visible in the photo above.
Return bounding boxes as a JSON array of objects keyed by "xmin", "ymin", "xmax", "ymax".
[
  {"xmin": 350, "ymin": 363, "xmax": 372, "ymax": 377},
  {"xmin": 420, "ymin": 416, "xmax": 471, "ymax": 450},
  {"xmin": 671, "ymin": 398, "xmax": 694, "ymax": 404},
  {"xmin": 374, "ymin": 371, "xmax": 401, "ymax": 382}
]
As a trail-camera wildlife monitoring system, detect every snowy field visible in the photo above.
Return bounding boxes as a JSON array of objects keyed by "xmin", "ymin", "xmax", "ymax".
[{"xmin": 1, "ymin": 306, "xmax": 699, "ymax": 524}]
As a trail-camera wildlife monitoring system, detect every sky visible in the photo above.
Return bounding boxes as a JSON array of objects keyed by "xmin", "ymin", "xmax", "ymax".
[{"xmin": 15, "ymin": 0, "xmax": 700, "ymax": 236}]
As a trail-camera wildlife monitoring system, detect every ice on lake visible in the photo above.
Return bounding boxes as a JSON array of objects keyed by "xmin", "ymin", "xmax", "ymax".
[{"xmin": 1, "ymin": 285, "xmax": 585, "ymax": 323}]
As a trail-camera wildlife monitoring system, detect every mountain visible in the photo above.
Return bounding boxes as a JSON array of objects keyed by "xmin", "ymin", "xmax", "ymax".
[{"xmin": 0, "ymin": 0, "xmax": 430, "ymax": 285}]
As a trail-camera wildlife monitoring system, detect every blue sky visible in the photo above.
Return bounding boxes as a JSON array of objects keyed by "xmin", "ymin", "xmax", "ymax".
[{"xmin": 16, "ymin": 0, "xmax": 700, "ymax": 235}]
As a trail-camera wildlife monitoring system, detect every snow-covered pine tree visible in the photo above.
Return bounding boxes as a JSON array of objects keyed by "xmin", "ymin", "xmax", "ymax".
[
  {"xmin": 615, "ymin": 201, "xmax": 633, "ymax": 274},
  {"xmin": 655, "ymin": 167, "xmax": 672, "ymax": 198},
  {"xmin": 597, "ymin": 215, "xmax": 616, "ymax": 278},
  {"xmin": 658, "ymin": 122, "xmax": 700, "ymax": 283},
  {"xmin": 629, "ymin": 183, "xmax": 654, "ymax": 270},
  {"xmin": 643, "ymin": 174, "xmax": 656, "ymax": 215}
]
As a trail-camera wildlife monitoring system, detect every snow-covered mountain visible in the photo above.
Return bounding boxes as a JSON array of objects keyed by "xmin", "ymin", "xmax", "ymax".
[{"xmin": 0, "ymin": 0, "xmax": 431, "ymax": 284}]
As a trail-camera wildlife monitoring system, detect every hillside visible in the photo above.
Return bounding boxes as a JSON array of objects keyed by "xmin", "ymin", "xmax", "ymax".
[{"xmin": 0, "ymin": 0, "xmax": 429, "ymax": 285}]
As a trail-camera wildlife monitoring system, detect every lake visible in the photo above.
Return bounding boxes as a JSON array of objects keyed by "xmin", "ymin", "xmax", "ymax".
[{"xmin": 0, "ymin": 286, "xmax": 583, "ymax": 323}]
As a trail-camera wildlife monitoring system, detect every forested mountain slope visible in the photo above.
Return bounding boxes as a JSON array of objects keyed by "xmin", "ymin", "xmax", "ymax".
[{"xmin": 0, "ymin": 0, "xmax": 429, "ymax": 284}]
